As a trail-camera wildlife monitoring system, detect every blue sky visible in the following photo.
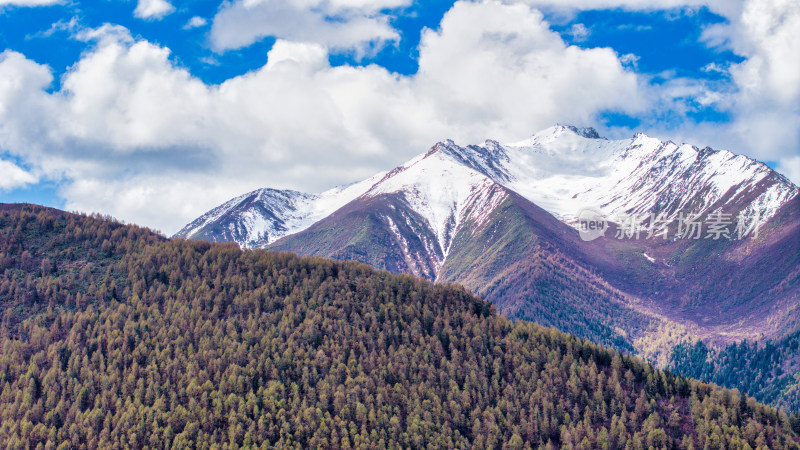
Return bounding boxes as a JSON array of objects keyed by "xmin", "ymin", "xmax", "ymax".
[{"xmin": 0, "ymin": 0, "xmax": 798, "ymax": 232}]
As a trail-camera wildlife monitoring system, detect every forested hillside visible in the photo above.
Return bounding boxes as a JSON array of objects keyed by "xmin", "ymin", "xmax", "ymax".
[
  {"xmin": 671, "ymin": 333, "xmax": 800, "ymax": 413},
  {"xmin": 1, "ymin": 204, "xmax": 799, "ymax": 448}
]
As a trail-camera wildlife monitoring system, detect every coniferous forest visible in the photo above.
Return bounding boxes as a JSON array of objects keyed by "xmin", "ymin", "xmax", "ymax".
[
  {"xmin": 670, "ymin": 334, "xmax": 800, "ymax": 413},
  {"xmin": 1, "ymin": 204, "xmax": 799, "ymax": 448}
]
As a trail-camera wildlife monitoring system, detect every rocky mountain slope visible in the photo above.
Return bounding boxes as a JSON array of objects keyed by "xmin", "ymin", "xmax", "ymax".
[{"xmin": 177, "ymin": 125, "xmax": 800, "ymax": 379}]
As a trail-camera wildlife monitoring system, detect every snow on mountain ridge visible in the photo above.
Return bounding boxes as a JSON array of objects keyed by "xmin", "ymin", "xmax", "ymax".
[
  {"xmin": 491, "ymin": 127, "xmax": 798, "ymax": 224},
  {"xmin": 176, "ymin": 124, "xmax": 798, "ymax": 249},
  {"xmin": 174, "ymin": 171, "xmax": 388, "ymax": 248},
  {"xmin": 365, "ymin": 142, "xmax": 507, "ymax": 260},
  {"xmin": 179, "ymin": 188, "xmax": 310, "ymax": 240},
  {"xmin": 174, "ymin": 188, "xmax": 314, "ymax": 248},
  {"xmin": 507, "ymin": 124, "xmax": 605, "ymax": 148}
]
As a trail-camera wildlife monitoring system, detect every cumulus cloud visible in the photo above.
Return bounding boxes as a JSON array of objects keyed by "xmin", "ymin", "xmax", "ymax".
[
  {"xmin": 416, "ymin": 1, "xmax": 643, "ymax": 140},
  {"xmin": 209, "ymin": 0, "xmax": 410, "ymax": 55},
  {"xmin": 0, "ymin": 159, "xmax": 37, "ymax": 190},
  {"xmin": 0, "ymin": 1, "xmax": 645, "ymax": 232},
  {"xmin": 134, "ymin": 0, "xmax": 174, "ymax": 20}
]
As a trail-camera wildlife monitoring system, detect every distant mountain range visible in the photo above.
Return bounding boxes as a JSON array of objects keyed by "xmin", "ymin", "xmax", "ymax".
[{"xmin": 176, "ymin": 125, "xmax": 800, "ymax": 365}]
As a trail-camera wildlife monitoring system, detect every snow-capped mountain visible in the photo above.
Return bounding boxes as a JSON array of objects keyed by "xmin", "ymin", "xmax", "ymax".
[
  {"xmin": 176, "ymin": 125, "xmax": 800, "ymax": 354},
  {"xmin": 174, "ymin": 171, "xmax": 387, "ymax": 248},
  {"xmin": 419, "ymin": 125, "xmax": 796, "ymax": 227},
  {"xmin": 494, "ymin": 125, "xmax": 796, "ymax": 223},
  {"xmin": 178, "ymin": 125, "xmax": 797, "ymax": 251},
  {"xmin": 360, "ymin": 141, "xmax": 511, "ymax": 271}
]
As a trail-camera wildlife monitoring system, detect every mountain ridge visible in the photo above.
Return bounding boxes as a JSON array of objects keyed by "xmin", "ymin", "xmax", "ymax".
[
  {"xmin": 176, "ymin": 125, "xmax": 798, "ymax": 251},
  {"xmin": 176, "ymin": 125, "xmax": 800, "ymax": 362}
]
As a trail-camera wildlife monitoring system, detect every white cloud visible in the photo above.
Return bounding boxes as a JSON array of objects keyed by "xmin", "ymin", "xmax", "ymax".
[
  {"xmin": 568, "ymin": 23, "xmax": 590, "ymax": 41},
  {"xmin": 619, "ymin": 53, "xmax": 639, "ymax": 67},
  {"xmin": 717, "ymin": 0, "xmax": 800, "ymax": 160},
  {"xmin": 523, "ymin": 0, "xmax": 800, "ymax": 185},
  {"xmin": 0, "ymin": 1, "xmax": 645, "ymax": 233},
  {"xmin": 134, "ymin": 0, "xmax": 174, "ymax": 20},
  {"xmin": 648, "ymin": 0, "xmax": 800, "ymax": 183},
  {"xmin": 209, "ymin": 0, "xmax": 409, "ymax": 55},
  {"xmin": 777, "ymin": 156, "xmax": 800, "ymax": 186},
  {"xmin": 0, "ymin": 50, "xmax": 59, "ymax": 155},
  {"xmin": 73, "ymin": 23, "xmax": 134, "ymax": 44},
  {"xmin": 31, "ymin": 17, "xmax": 79, "ymax": 39},
  {"xmin": 415, "ymin": 1, "xmax": 643, "ymax": 141},
  {"xmin": 183, "ymin": 16, "xmax": 207, "ymax": 30},
  {"xmin": 0, "ymin": 159, "xmax": 37, "ymax": 190}
]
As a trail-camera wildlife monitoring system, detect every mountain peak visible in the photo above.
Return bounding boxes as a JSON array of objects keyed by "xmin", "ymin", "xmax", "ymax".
[
  {"xmin": 560, "ymin": 124, "xmax": 604, "ymax": 139},
  {"xmin": 507, "ymin": 124, "xmax": 606, "ymax": 147},
  {"xmin": 424, "ymin": 139, "xmax": 458, "ymax": 158},
  {"xmin": 179, "ymin": 125, "xmax": 798, "ymax": 256}
]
